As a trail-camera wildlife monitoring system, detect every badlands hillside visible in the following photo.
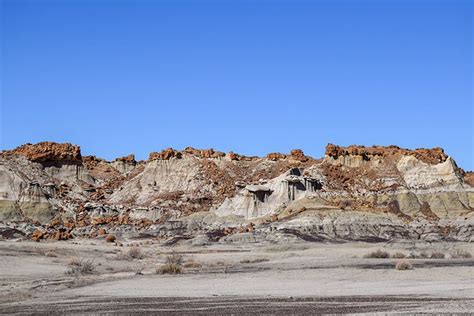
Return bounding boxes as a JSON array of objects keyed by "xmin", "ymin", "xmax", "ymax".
[{"xmin": 1, "ymin": 141, "xmax": 473, "ymax": 243}]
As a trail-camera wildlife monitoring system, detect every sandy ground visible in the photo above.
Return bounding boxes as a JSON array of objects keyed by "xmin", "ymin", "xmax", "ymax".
[{"xmin": 0, "ymin": 239, "xmax": 473, "ymax": 314}]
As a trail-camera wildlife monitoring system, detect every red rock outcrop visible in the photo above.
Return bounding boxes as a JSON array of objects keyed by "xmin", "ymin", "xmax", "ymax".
[
  {"xmin": 83, "ymin": 156, "xmax": 121, "ymax": 180},
  {"xmin": 115, "ymin": 154, "xmax": 136, "ymax": 164},
  {"xmin": 184, "ymin": 147, "xmax": 225, "ymax": 158},
  {"xmin": 325, "ymin": 144, "xmax": 447, "ymax": 164},
  {"xmin": 289, "ymin": 149, "xmax": 309, "ymax": 162},
  {"xmin": 226, "ymin": 151, "xmax": 240, "ymax": 161},
  {"xmin": 266, "ymin": 149, "xmax": 309, "ymax": 162},
  {"xmin": 2, "ymin": 142, "xmax": 82, "ymax": 163},
  {"xmin": 267, "ymin": 153, "xmax": 287, "ymax": 161},
  {"xmin": 31, "ymin": 229, "xmax": 46, "ymax": 242},
  {"xmin": 225, "ymin": 151, "xmax": 257, "ymax": 161},
  {"xmin": 418, "ymin": 201, "xmax": 440, "ymax": 220},
  {"xmin": 464, "ymin": 172, "xmax": 474, "ymax": 187},
  {"xmin": 148, "ymin": 148, "xmax": 182, "ymax": 160}
]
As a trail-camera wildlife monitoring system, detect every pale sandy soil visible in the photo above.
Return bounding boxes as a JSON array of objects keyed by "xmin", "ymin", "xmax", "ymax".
[{"xmin": 0, "ymin": 239, "xmax": 473, "ymax": 314}]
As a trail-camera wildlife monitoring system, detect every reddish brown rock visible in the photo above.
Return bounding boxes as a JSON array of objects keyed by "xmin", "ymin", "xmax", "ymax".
[
  {"xmin": 148, "ymin": 148, "xmax": 182, "ymax": 160},
  {"xmin": 267, "ymin": 153, "xmax": 287, "ymax": 161},
  {"xmin": 63, "ymin": 221, "xmax": 75, "ymax": 229},
  {"xmin": 325, "ymin": 143, "xmax": 448, "ymax": 164},
  {"xmin": 31, "ymin": 229, "xmax": 46, "ymax": 242},
  {"xmin": 226, "ymin": 151, "xmax": 256, "ymax": 161},
  {"xmin": 50, "ymin": 230, "xmax": 72, "ymax": 241},
  {"xmin": 184, "ymin": 147, "xmax": 225, "ymax": 158},
  {"xmin": 48, "ymin": 216, "xmax": 62, "ymax": 228},
  {"xmin": 115, "ymin": 154, "xmax": 136, "ymax": 164},
  {"xmin": 118, "ymin": 214, "xmax": 130, "ymax": 225},
  {"xmin": 226, "ymin": 151, "xmax": 240, "ymax": 161},
  {"xmin": 92, "ymin": 217, "xmax": 107, "ymax": 225},
  {"xmin": 387, "ymin": 200, "xmax": 412, "ymax": 221},
  {"xmin": 266, "ymin": 150, "xmax": 309, "ymax": 162},
  {"xmin": 97, "ymin": 228, "xmax": 107, "ymax": 235},
  {"xmin": 247, "ymin": 222, "xmax": 255, "ymax": 232},
  {"xmin": 463, "ymin": 172, "xmax": 474, "ymax": 187},
  {"xmin": 82, "ymin": 156, "xmax": 122, "ymax": 184},
  {"xmin": 2, "ymin": 142, "xmax": 82, "ymax": 163},
  {"xmin": 105, "ymin": 234, "xmax": 116, "ymax": 242},
  {"xmin": 418, "ymin": 202, "xmax": 440, "ymax": 220},
  {"xmin": 290, "ymin": 149, "xmax": 309, "ymax": 162}
]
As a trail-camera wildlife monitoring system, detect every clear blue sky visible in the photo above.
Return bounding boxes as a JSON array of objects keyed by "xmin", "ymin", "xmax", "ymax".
[{"xmin": 1, "ymin": 0, "xmax": 473, "ymax": 169}]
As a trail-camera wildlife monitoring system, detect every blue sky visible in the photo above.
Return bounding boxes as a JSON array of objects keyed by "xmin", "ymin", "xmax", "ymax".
[{"xmin": 1, "ymin": 0, "xmax": 473, "ymax": 169}]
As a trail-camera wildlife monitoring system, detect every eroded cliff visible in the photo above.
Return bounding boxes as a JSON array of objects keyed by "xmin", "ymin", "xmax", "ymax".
[{"xmin": 0, "ymin": 142, "xmax": 472, "ymax": 243}]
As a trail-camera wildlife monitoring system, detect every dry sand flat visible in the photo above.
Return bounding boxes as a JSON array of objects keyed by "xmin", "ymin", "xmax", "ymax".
[
  {"xmin": 0, "ymin": 240, "xmax": 473, "ymax": 314},
  {"xmin": 2, "ymin": 296, "xmax": 474, "ymax": 314}
]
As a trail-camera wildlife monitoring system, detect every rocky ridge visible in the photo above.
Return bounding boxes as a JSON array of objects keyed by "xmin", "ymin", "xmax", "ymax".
[{"xmin": 0, "ymin": 142, "xmax": 472, "ymax": 243}]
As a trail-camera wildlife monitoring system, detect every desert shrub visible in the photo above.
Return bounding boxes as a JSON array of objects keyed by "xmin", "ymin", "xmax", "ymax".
[
  {"xmin": 157, "ymin": 264, "xmax": 182, "ymax": 275},
  {"xmin": 450, "ymin": 249, "xmax": 472, "ymax": 259},
  {"xmin": 65, "ymin": 259, "xmax": 95, "ymax": 275},
  {"xmin": 45, "ymin": 251, "xmax": 58, "ymax": 257},
  {"xmin": 68, "ymin": 257, "xmax": 81, "ymax": 266},
  {"xmin": 127, "ymin": 247, "xmax": 143, "ymax": 260},
  {"xmin": 395, "ymin": 260, "xmax": 413, "ymax": 270},
  {"xmin": 418, "ymin": 251, "xmax": 429, "ymax": 259},
  {"xmin": 391, "ymin": 252, "xmax": 406, "ymax": 259},
  {"xmin": 363, "ymin": 249, "xmax": 390, "ymax": 259},
  {"xmin": 339, "ymin": 199, "xmax": 353, "ymax": 210},
  {"xmin": 264, "ymin": 244, "xmax": 309, "ymax": 253},
  {"xmin": 240, "ymin": 257, "xmax": 270, "ymax": 264},
  {"xmin": 430, "ymin": 251, "xmax": 445, "ymax": 259},
  {"xmin": 166, "ymin": 252, "xmax": 183, "ymax": 265},
  {"xmin": 156, "ymin": 252, "xmax": 183, "ymax": 275},
  {"xmin": 183, "ymin": 261, "xmax": 202, "ymax": 268}
]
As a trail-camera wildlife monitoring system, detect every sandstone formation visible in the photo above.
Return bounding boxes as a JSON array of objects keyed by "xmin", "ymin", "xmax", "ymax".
[
  {"xmin": 148, "ymin": 148, "xmax": 182, "ymax": 160},
  {"xmin": 1, "ymin": 142, "xmax": 82, "ymax": 163},
  {"xmin": 0, "ymin": 141, "xmax": 472, "ymax": 243},
  {"xmin": 325, "ymin": 144, "xmax": 448, "ymax": 164}
]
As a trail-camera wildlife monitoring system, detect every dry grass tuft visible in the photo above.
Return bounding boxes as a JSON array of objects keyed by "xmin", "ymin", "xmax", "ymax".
[
  {"xmin": 68, "ymin": 257, "xmax": 81, "ymax": 266},
  {"xmin": 418, "ymin": 251, "xmax": 429, "ymax": 259},
  {"xmin": 363, "ymin": 249, "xmax": 390, "ymax": 259},
  {"xmin": 395, "ymin": 260, "xmax": 413, "ymax": 270},
  {"xmin": 240, "ymin": 257, "xmax": 270, "ymax": 264},
  {"xmin": 157, "ymin": 263, "xmax": 182, "ymax": 275},
  {"xmin": 65, "ymin": 258, "xmax": 95, "ymax": 275},
  {"xmin": 127, "ymin": 247, "xmax": 144, "ymax": 260},
  {"xmin": 264, "ymin": 244, "xmax": 309, "ymax": 253},
  {"xmin": 156, "ymin": 252, "xmax": 183, "ymax": 275},
  {"xmin": 183, "ymin": 260, "xmax": 202, "ymax": 268},
  {"xmin": 430, "ymin": 251, "xmax": 445, "ymax": 259},
  {"xmin": 391, "ymin": 252, "xmax": 406, "ymax": 259},
  {"xmin": 450, "ymin": 249, "xmax": 472, "ymax": 259},
  {"xmin": 45, "ymin": 251, "xmax": 58, "ymax": 257}
]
